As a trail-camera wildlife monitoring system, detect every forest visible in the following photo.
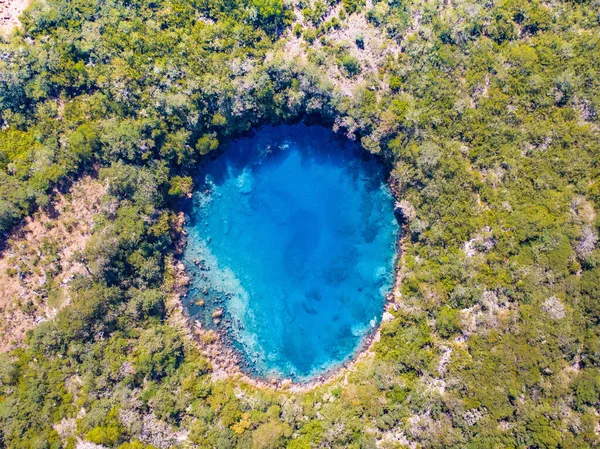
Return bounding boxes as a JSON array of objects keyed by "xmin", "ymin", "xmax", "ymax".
[{"xmin": 0, "ymin": 0, "xmax": 599, "ymax": 448}]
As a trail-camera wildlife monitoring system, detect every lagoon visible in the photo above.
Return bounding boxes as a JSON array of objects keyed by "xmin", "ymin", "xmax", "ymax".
[{"xmin": 182, "ymin": 124, "xmax": 398, "ymax": 381}]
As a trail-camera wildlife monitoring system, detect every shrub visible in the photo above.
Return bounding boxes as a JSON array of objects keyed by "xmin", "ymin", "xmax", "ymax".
[
  {"xmin": 436, "ymin": 306, "xmax": 462, "ymax": 338},
  {"xmin": 340, "ymin": 54, "xmax": 361, "ymax": 77}
]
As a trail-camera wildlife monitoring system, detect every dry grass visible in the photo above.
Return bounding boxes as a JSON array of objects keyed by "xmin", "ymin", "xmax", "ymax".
[{"xmin": 0, "ymin": 175, "xmax": 106, "ymax": 352}]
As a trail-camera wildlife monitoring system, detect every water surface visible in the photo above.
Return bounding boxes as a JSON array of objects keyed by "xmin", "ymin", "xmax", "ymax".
[{"xmin": 183, "ymin": 124, "xmax": 397, "ymax": 381}]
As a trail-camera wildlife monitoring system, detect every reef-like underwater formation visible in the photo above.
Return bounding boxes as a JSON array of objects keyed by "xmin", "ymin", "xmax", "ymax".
[{"xmin": 182, "ymin": 124, "xmax": 398, "ymax": 381}]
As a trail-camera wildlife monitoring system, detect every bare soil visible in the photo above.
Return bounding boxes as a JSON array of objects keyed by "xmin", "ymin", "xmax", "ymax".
[
  {"xmin": 0, "ymin": 176, "xmax": 106, "ymax": 352},
  {"xmin": 282, "ymin": 7, "xmax": 402, "ymax": 98},
  {"xmin": 0, "ymin": 0, "xmax": 29, "ymax": 35}
]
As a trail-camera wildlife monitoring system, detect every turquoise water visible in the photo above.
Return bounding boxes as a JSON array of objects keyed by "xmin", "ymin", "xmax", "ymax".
[{"xmin": 182, "ymin": 124, "xmax": 398, "ymax": 381}]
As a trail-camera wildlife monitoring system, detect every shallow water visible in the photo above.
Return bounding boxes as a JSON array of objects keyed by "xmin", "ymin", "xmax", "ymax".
[{"xmin": 182, "ymin": 124, "xmax": 398, "ymax": 381}]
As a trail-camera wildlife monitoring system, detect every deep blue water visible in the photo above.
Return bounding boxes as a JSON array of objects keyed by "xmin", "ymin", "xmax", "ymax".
[{"xmin": 182, "ymin": 124, "xmax": 398, "ymax": 381}]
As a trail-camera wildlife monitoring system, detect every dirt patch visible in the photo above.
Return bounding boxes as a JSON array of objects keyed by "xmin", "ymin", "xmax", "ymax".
[
  {"xmin": 0, "ymin": 0, "xmax": 29, "ymax": 35},
  {"xmin": 282, "ymin": 8, "xmax": 402, "ymax": 98},
  {"xmin": 0, "ymin": 175, "xmax": 107, "ymax": 352}
]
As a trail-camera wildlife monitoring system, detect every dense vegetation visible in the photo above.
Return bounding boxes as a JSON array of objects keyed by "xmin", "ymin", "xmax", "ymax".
[{"xmin": 0, "ymin": 0, "xmax": 599, "ymax": 448}]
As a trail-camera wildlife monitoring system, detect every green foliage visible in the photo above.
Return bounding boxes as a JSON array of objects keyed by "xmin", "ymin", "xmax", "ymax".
[
  {"xmin": 435, "ymin": 306, "xmax": 462, "ymax": 338},
  {"xmin": 196, "ymin": 134, "xmax": 220, "ymax": 156},
  {"xmin": 355, "ymin": 35, "xmax": 364, "ymax": 50},
  {"xmin": 66, "ymin": 123, "xmax": 99, "ymax": 170},
  {"xmin": 340, "ymin": 54, "xmax": 361, "ymax": 77},
  {"xmin": 168, "ymin": 176, "xmax": 193, "ymax": 197},
  {"xmin": 293, "ymin": 23, "xmax": 303, "ymax": 38},
  {"xmin": 342, "ymin": 0, "xmax": 365, "ymax": 15},
  {"xmin": 118, "ymin": 441, "xmax": 157, "ymax": 449},
  {"xmin": 388, "ymin": 75, "xmax": 402, "ymax": 92},
  {"xmin": 135, "ymin": 326, "xmax": 184, "ymax": 380},
  {"xmin": 251, "ymin": 0, "xmax": 287, "ymax": 33},
  {"xmin": 0, "ymin": 0, "xmax": 599, "ymax": 448},
  {"xmin": 572, "ymin": 369, "xmax": 600, "ymax": 410},
  {"xmin": 581, "ymin": 267, "xmax": 600, "ymax": 324},
  {"xmin": 377, "ymin": 313, "xmax": 434, "ymax": 373},
  {"xmin": 85, "ymin": 425, "xmax": 122, "ymax": 446},
  {"xmin": 252, "ymin": 420, "xmax": 292, "ymax": 449}
]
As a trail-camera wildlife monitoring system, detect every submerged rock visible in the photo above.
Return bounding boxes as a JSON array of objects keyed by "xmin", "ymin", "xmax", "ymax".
[{"xmin": 182, "ymin": 124, "xmax": 398, "ymax": 381}]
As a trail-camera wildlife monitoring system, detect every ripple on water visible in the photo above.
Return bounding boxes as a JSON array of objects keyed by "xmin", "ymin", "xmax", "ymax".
[{"xmin": 183, "ymin": 124, "xmax": 398, "ymax": 381}]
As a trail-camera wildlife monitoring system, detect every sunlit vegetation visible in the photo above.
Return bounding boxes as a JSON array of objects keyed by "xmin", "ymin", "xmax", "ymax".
[{"xmin": 0, "ymin": 0, "xmax": 599, "ymax": 447}]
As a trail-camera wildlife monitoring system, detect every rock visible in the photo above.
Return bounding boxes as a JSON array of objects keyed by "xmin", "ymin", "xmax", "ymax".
[
  {"xmin": 394, "ymin": 200, "xmax": 416, "ymax": 223},
  {"xmin": 542, "ymin": 296, "xmax": 566, "ymax": 320},
  {"xmin": 576, "ymin": 225, "xmax": 598, "ymax": 259}
]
